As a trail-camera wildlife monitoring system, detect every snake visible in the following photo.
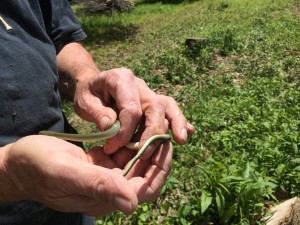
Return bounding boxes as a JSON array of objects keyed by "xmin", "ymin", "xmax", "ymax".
[{"xmin": 39, "ymin": 120, "xmax": 171, "ymax": 176}]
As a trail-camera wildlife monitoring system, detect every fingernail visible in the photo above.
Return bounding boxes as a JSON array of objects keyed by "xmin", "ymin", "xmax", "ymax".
[
  {"xmin": 188, "ymin": 123, "xmax": 196, "ymax": 132},
  {"xmin": 100, "ymin": 116, "xmax": 110, "ymax": 130},
  {"xmin": 112, "ymin": 195, "xmax": 132, "ymax": 213},
  {"xmin": 180, "ymin": 128, "xmax": 187, "ymax": 142}
]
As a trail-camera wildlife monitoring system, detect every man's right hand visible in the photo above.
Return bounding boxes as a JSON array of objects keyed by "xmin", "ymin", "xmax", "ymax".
[{"xmin": 1, "ymin": 135, "xmax": 138, "ymax": 216}]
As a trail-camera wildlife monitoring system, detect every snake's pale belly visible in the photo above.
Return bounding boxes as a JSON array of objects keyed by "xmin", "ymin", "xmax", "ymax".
[{"xmin": 39, "ymin": 120, "xmax": 171, "ymax": 176}]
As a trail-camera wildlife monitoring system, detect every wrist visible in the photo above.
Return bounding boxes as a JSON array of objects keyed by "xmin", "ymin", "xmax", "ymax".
[{"xmin": 57, "ymin": 42, "xmax": 101, "ymax": 100}]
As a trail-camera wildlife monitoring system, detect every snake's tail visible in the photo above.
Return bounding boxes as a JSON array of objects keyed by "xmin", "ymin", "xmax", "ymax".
[{"xmin": 122, "ymin": 134, "xmax": 171, "ymax": 176}]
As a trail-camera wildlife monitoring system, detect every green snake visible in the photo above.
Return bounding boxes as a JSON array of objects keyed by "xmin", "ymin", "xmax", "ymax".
[{"xmin": 39, "ymin": 120, "xmax": 171, "ymax": 176}]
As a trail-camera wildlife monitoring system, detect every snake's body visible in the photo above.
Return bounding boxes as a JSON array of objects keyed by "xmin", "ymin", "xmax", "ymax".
[
  {"xmin": 40, "ymin": 121, "xmax": 122, "ymax": 143},
  {"xmin": 39, "ymin": 120, "xmax": 171, "ymax": 176}
]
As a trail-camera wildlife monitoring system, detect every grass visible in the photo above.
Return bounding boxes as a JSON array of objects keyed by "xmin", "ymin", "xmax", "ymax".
[{"xmin": 64, "ymin": 0, "xmax": 300, "ymax": 224}]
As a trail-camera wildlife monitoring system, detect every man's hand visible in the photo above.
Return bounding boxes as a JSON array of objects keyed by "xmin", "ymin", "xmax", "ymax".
[
  {"xmin": 3, "ymin": 136, "xmax": 139, "ymax": 216},
  {"xmin": 73, "ymin": 67, "xmax": 195, "ymax": 157},
  {"xmin": 57, "ymin": 43, "xmax": 194, "ymax": 159}
]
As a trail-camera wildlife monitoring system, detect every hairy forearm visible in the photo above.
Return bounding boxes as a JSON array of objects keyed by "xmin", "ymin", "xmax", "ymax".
[{"xmin": 57, "ymin": 42, "xmax": 100, "ymax": 100}]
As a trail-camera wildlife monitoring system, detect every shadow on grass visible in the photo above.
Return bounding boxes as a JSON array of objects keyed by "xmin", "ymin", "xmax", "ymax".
[{"xmin": 81, "ymin": 22, "xmax": 139, "ymax": 45}]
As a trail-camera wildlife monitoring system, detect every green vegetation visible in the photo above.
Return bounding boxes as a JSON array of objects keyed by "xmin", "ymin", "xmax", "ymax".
[{"xmin": 66, "ymin": 0, "xmax": 300, "ymax": 224}]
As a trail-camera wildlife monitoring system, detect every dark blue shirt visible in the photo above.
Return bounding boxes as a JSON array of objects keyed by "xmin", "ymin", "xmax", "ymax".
[{"xmin": 0, "ymin": 0, "xmax": 93, "ymax": 224}]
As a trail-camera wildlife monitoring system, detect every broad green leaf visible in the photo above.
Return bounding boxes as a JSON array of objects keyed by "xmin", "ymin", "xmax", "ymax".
[
  {"xmin": 180, "ymin": 218, "xmax": 188, "ymax": 225},
  {"xmin": 192, "ymin": 210, "xmax": 199, "ymax": 216},
  {"xmin": 142, "ymin": 205, "xmax": 149, "ymax": 212},
  {"xmin": 139, "ymin": 213, "xmax": 147, "ymax": 222},
  {"xmin": 201, "ymin": 190, "xmax": 213, "ymax": 215}
]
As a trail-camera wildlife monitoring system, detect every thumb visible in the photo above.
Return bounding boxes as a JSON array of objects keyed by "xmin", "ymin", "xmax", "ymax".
[
  {"xmin": 87, "ymin": 105, "xmax": 118, "ymax": 131},
  {"xmin": 74, "ymin": 95, "xmax": 118, "ymax": 131},
  {"xmin": 73, "ymin": 163, "xmax": 138, "ymax": 214}
]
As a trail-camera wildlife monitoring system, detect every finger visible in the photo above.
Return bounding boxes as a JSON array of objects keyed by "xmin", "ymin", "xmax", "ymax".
[
  {"xmin": 90, "ymin": 68, "xmax": 142, "ymax": 154},
  {"xmin": 161, "ymin": 95, "xmax": 196, "ymax": 144},
  {"xmin": 127, "ymin": 142, "xmax": 172, "ymax": 204},
  {"xmin": 133, "ymin": 82, "xmax": 170, "ymax": 158},
  {"xmin": 187, "ymin": 122, "xmax": 196, "ymax": 136},
  {"xmin": 137, "ymin": 118, "xmax": 169, "ymax": 160},
  {"xmin": 124, "ymin": 141, "xmax": 172, "ymax": 179},
  {"xmin": 87, "ymin": 146, "xmax": 118, "ymax": 168},
  {"xmin": 123, "ymin": 156, "xmax": 150, "ymax": 178},
  {"xmin": 87, "ymin": 146, "xmax": 136, "ymax": 170},
  {"xmin": 112, "ymin": 147, "xmax": 136, "ymax": 169},
  {"xmin": 74, "ymin": 89, "xmax": 118, "ymax": 131},
  {"xmin": 136, "ymin": 79, "xmax": 195, "ymax": 144},
  {"xmin": 104, "ymin": 105, "xmax": 142, "ymax": 154}
]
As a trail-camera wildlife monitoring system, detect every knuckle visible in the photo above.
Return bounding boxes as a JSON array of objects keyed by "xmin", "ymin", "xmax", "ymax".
[
  {"xmin": 146, "ymin": 100, "xmax": 166, "ymax": 114},
  {"xmin": 121, "ymin": 67, "xmax": 134, "ymax": 75},
  {"xmin": 113, "ymin": 67, "xmax": 134, "ymax": 78},
  {"xmin": 126, "ymin": 105, "xmax": 143, "ymax": 118},
  {"xmin": 91, "ymin": 175, "xmax": 111, "ymax": 201},
  {"xmin": 108, "ymin": 68, "xmax": 136, "ymax": 88},
  {"xmin": 137, "ymin": 77, "xmax": 148, "ymax": 86},
  {"xmin": 164, "ymin": 95, "xmax": 176, "ymax": 106},
  {"xmin": 107, "ymin": 73, "xmax": 122, "ymax": 87}
]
